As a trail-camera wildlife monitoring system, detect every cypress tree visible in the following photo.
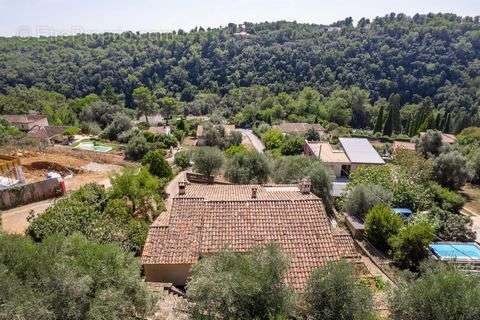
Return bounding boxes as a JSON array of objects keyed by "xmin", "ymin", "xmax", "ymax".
[
  {"xmin": 374, "ymin": 104, "xmax": 384, "ymax": 133},
  {"xmin": 443, "ymin": 113, "xmax": 451, "ymax": 133},
  {"xmin": 383, "ymin": 105, "xmax": 393, "ymax": 136},
  {"xmin": 389, "ymin": 94, "xmax": 402, "ymax": 134}
]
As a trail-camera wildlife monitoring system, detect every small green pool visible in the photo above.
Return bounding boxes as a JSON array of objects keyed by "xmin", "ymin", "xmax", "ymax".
[{"xmin": 75, "ymin": 142, "xmax": 112, "ymax": 153}]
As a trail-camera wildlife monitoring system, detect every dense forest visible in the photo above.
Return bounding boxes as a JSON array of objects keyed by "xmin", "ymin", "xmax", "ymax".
[{"xmin": 1, "ymin": 13, "xmax": 480, "ymax": 132}]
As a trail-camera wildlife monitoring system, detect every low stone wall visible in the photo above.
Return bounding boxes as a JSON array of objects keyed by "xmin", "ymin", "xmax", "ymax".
[{"xmin": 0, "ymin": 178, "xmax": 64, "ymax": 210}]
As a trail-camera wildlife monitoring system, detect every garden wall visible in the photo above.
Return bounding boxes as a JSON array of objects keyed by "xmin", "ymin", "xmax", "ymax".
[{"xmin": 0, "ymin": 178, "xmax": 64, "ymax": 210}]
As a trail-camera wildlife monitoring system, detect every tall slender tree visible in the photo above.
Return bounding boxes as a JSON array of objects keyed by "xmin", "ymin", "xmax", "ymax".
[
  {"xmin": 374, "ymin": 104, "xmax": 384, "ymax": 133},
  {"xmin": 389, "ymin": 94, "xmax": 402, "ymax": 134},
  {"xmin": 383, "ymin": 105, "xmax": 393, "ymax": 136}
]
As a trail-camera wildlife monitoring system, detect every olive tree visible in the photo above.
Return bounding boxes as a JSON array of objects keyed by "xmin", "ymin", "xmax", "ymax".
[
  {"xmin": 305, "ymin": 260, "xmax": 375, "ymax": 320},
  {"xmin": 192, "ymin": 147, "xmax": 224, "ymax": 177},
  {"xmin": 390, "ymin": 264, "xmax": 480, "ymax": 320},
  {"xmin": 187, "ymin": 244, "xmax": 293, "ymax": 320}
]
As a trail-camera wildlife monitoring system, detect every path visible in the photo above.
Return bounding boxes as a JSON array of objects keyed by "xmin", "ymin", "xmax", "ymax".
[
  {"xmin": 462, "ymin": 207, "xmax": 480, "ymax": 242},
  {"xmin": 164, "ymin": 171, "xmax": 186, "ymax": 211},
  {"xmin": 238, "ymin": 129, "xmax": 265, "ymax": 153},
  {"xmin": 1, "ymin": 199, "xmax": 55, "ymax": 234}
]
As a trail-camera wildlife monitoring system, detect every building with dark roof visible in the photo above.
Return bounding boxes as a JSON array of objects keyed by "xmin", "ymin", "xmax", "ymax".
[{"xmin": 142, "ymin": 181, "xmax": 361, "ymax": 290}]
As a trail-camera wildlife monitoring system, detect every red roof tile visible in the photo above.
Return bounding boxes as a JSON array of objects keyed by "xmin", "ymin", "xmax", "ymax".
[{"xmin": 142, "ymin": 184, "xmax": 360, "ymax": 290}]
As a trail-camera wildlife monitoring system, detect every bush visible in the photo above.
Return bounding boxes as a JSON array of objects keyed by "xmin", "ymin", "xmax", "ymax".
[
  {"xmin": 173, "ymin": 150, "xmax": 191, "ymax": 169},
  {"xmin": 80, "ymin": 121, "xmax": 102, "ymax": 135},
  {"xmin": 263, "ymin": 128, "xmax": 284, "ymax": 150},
  {"xmin": 280, "ymin": 134, "xmax": 305, "ymax": 155},
  {"xmin": 344, "ymin": 184, "xmax": 393, "ymax": 220},
  {"xmin": 429, "ymin": 207, "xmax": 476, "ymax": 242},
  {"xmin": 305, "ymin": 127, "xmax": 320, "ymax": 141},
  {"xmin": 457, "ymin": 126, "xmax": 480, "ymax": 145},
  {"xmin": 225, "ymin": 151, "xmax": 270, "ymax": 184},
  {"xmin": 390, "ymin": 264, "xmax": 480, "ymax": 320},
  {"xmin": 389, "ymin": 220, "xmax": 435, "ymax": 270},
  {"xmin": 0, "ymin": 233, "xmax": 155, "ymax": 320},
  {"xmin": 305, "ymin": 261, "xmax": 375, "ymax": 320},
  {"xmin": 225, "ymin": 130, "xmax": 243, "ymax": 148},
  {"xmin": 187, "ymin": 244, "xmax": 293, "ymax": 320},
  {"xmin": 125, "ymin": 134, "xmax": 150, "ymax": 161},
  {"xmin": 102, "ymin": 113, "xmax": 132, "ymax": 141},
  {"xmin": 271, "ymin": 156, "xmax": 315, "ymax": 184},
  {"xmin": 192, "ymin": 147, "xmax": 224, "ymax": 177},
  {"xmin": 433, "ymin": 151, "xmax": 469, "ymax": 190},
  {"xmin": 27, "ymin": 183, "xmax": 153, "ymax": 254},
  {"xmin": 141, "ymin": 150, "xmax": 173, "ymax": 179},
  {"xmin": 63, "ymin": 126, "xmax": 80, "ymax": 137},
  {"xmin": 430, "ymin": 182, "xmax": 465, "ymax": 212},
  {"xmin": 117, "ymin": 128, "xmax": 140, "ymax": 143},
  {"xmin": 417, "ymin": 129, "xmax": 443, "ymax": 157},
  {"xmin": 364, "ymin": 204, "xmax": 404, "ymax": 251},
  {"xmin": 225, "ymin": 144, "xmax": 248, "ymax": 157}
]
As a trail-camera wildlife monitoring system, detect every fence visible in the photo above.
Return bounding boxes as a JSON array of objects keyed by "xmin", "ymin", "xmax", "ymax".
[{"xmin": 0, "ymin": 178, "xmax": 64, "ymax": 210}]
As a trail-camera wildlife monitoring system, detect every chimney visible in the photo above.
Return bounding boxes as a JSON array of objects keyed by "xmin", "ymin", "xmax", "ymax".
[
  {"xmin": 299, "ymin": 178, "xmax": 311, "ymax": 194},
  {"xmin": 178, "ymin": 181, "xmax": 186, "ymax": 196},
  {"xmin": 251, "ymin": 187, "xmax": 258, "ymax": 199}
]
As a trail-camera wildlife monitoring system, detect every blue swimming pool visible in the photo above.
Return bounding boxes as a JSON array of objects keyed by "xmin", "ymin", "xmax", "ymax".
[{"xmin": 430, "ymin": 242, "xmax": 480, "ymax": 261}]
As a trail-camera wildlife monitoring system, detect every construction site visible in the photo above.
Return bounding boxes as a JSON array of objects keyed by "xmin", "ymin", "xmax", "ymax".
[{"xmin": 0, "ymin": 145, "xmax": 128, "ymax": 234}]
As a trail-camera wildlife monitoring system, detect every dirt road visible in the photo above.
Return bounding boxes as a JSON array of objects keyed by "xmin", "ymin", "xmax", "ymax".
[{"xmin": 238, "ymin": 129, "xmax": 265, "ymax": 153}]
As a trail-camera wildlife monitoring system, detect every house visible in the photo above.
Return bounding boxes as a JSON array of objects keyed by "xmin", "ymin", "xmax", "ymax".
[
  {"xmin": 273, "ymin": 122, "xmax": 325, "ymax": 136},
  {"xmin": 141, "ymin": 181, "xmax": 361, "ymax": 290},
  {"xmin": 148, "ymin": 126, "xmax": 171, "ymax": 135},
  {"xmin": 138, "ymin": 113, "xmax": 165, "ymax": 126},
  {"xmin": 1, "ymin": 114, "xmax": 49, "ymax": 131},
  {"xmin": 304, "ymin": 138, "xmax": 385, "ymax": 178},
  {"xmin": 27, "ymin": 126, "xmax": 68, "ymax": 144}
]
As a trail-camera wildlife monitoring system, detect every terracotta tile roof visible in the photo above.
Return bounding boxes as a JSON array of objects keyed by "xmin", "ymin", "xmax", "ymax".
[
  {"xmin": 28, "ymin": 126, "xmax": 66, "ymax": 140},
  {"xmin": 274, "ymin": 122, "xmax": 325, "ymax": 135},
  {"xmin": 184, "ymin": 184, "xmax": 318, "ymax": 201},
  {"xmin": 306, "ymin": 141, "xmax": 350, "ymax": 164},
  {"xmin": 333, "ymin": 229, "xmax": 361, "ymax": 260},
  {"xmin": 142, "ymin": 183, "xmax": 360, "ymax": 290},
  {"xmin": 1, "ymin": 114, "xmax": 47, "ymax": 124}
]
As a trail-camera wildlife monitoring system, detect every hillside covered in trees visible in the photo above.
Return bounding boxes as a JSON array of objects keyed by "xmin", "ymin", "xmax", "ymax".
[{"xmin": 0, "ymin": 13, "xmax": 480, "ymax": 133}]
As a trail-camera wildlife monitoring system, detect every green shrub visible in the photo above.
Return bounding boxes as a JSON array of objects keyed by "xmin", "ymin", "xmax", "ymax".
[
  {"xmin": 0, "ymin": 233, "xmax": 155, "ymax": 320},
  {"xmin": 365, "ymin": 204, "xmax": 404, "ymax": 251},
  {"xmin": 225, "ymin": 151, "xmax": 270, "ymax": 184},
  {"xmin": 173, "ymin": 150, "xmax": 191, "ymax": 169},
  {"xmin": 280, "ymin": 135, "xmax": 304, "ymax": 155},
  {"xmin": 430, "ymin": 182, "xmax": 465, "ymax": 212},
  {"xmin": 192, "ymin": 147, "xmax": 224, "ymax": 177},
  {"xmin": 125, "ymin": 134, "xmax": 150, "ymax": 160},
  {"xmin": 389, "ymin": 220, "xmax": 435, "ymax": 270},
  {"xmin": 187, "ymin": 244, "xmax": 293, "ymax": 320},
  {"xmin": 305, "ymin": 261, "xmax": 375, "ymax": 320},
  {"xmin": 390, "ymin": 264, "xmax": 480, "ymax": 319},
  {"xmin": 344, "ymin": 184, "xmax": 393, "ymax": 219},
  {"xmin": 433, "ymin": 151, "xmax": 469, "ymax": 190},
  {"xmin": 263, "ymin": 128, "xmax": 284, "ymax": 150},
  {"xmin": 225, "ymin": 144, "xmax": 248, "ymax": 157},
  {"xmin": 142, "ymin": 150, "xmax": 173, "ymax": 179}
]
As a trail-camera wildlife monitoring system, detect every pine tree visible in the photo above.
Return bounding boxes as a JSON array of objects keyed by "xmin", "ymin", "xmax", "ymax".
[
  {"xmin": 383, "ymin": 105, "xmax": 393, "ymax": 136},
  {"xmin": 374, "ymin": 104, "xmax": 384, "ymax": 133}
]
